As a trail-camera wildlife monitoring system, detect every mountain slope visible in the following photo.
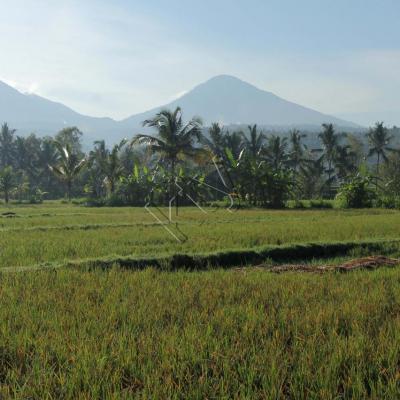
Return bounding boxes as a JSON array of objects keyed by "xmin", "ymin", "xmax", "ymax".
[
  {"xmin": 0, "ymin": 81, "xmax": 118, "ymax": 142},
  {"xmin": 121, "ymin": 75, "xmax": 360, "ymax": 130},
  {"xmin": 0, "ymin": 75, "xmax": 361, "ymax": 146}
]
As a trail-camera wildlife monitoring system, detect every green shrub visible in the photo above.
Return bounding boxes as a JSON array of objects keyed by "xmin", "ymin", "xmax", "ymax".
[
  {"xmin": 374, "ymin": 196, "xmax": 400, "ymax": 209},
  {"xmin": 286, "ymin": 200, "xmax": 305, "ymax": 209},
  {"xmin": 105, "ymin": 194, "xmax": 127, "ymax": 207},
  {"xmin": 336, "ymin": 175, "xmax": 375, "ymax": 208},
  {"xmin": 309, "ymin": 199, "xmax": 334, "ymax": 209},
  {"xmin": 82, "ymin": 197, "xmax": 106, "ymax": 207},
  {"xmin": 71, "ymin": 198, "xmax": 86, "ymax": 205}
]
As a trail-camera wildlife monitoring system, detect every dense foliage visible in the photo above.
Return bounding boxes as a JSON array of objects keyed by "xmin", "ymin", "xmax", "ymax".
[
  {"xmin": 0, "ymin": 110, "xmax": 399, "ymax": 208},
  {"xmin": 336, "ymin": 174, "xmax": 376, "ymax": 208}
]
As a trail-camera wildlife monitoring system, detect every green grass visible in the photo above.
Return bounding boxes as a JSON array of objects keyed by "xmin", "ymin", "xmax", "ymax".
[
  {"xmin": 1, "ymin": 203, "xmax": 400, "ymax": 268},
  {"xmin": 1, "ymin": 203, "xmax": 400, "ymax": 398},
  {"xmin": 0, "ymin": 267, "xmax": 398, "ymax": 399}
]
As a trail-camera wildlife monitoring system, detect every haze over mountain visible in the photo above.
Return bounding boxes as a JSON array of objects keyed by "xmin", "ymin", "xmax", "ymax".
[
  {"xmin": 121, "ymin": 75, "xmax": 360, "ymax": 131},
  {"xmin": 0, "ymin": 75, "xmax": 361, "ymax": 145},
  {"xmin": 0, "ymin": 80, "xmax": 117, "ymax": 144}
]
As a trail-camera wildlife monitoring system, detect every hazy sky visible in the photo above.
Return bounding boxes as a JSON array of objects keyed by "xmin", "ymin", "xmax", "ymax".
[{"xmin": 0, "ymin": 0, "xmax": 399, "ymax": 124}]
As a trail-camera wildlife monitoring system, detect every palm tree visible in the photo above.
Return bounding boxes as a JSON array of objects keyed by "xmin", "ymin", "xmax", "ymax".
[
  {"xmin": 103, "ymin": 139, "xmax": 127, "ymax": 195},
  {"xmin": 224, "ymin": 131, "xmax": 244, "ymax": 160},
  {"xmin": 88, "ymin": 140, "xmax": 108, "ymax": 197},
  {"xmin": 197, "ymin": 124, "xmax": 240, "ymax": 195},
  {"xmin": 263, "ymin": 135, "xmax": 288, "ymax": 172},
  {"xmin": 90, "ymin": 140, "xmax": 108, "ymax": 162},
  {"xmin": 334, "ymin": 144, "xmax": 356, "ymax": 181},
  {"xmin": 55, "ymin": 127, "xmax": 83, "ymax": 154},
  {"xmin": 241, "ymin": 124, "xmax": 265, "ymax": 159},
  {"xmin": 0, "ymin": 123, "xmax": 16, "ymax": 168},
  {"xmin": 0, "ymin": 166, "xmax": 16, "ymax": 203},
  {"xmin": 298, "ymin": 154, "xmax": 325, "ymax": 199},
  {"xmin": 227, "ymin": 125, "xmax": 264, "ymax": 204},
  {"xmin": 38, "ymin": 138, "xmax": 59, "ymax": 193},
  {"xmin": 367, "ymin": 122, "xmax": 394, "ymax": 188},
  {"xmin": 49, "ymin": 141, "xmax": 86, "ymax": 200},
  {"xmin": 318, "ymin": 123, "xmax": 343, "ymax": 195},
  {"xmin": 347, "ymin": 133, "xmax": 365, "ymax": 168},
  {"xmin": 14, "ymin": 137, "xmax": 28, "ymax": 171},
  {"xmin": 288, "ymin": 129, "xmax": 307, "ymax": 175},
  {"xmin": 287, "ymin": 129, "xmax": 308, "ymax": 199},
  {"xmin": 205, "ymin": 122, "xmax": 226, "ymax": 159},
  {"xmin": 131, "ymin": 107, "xmax": 202, "ymax": 212}
]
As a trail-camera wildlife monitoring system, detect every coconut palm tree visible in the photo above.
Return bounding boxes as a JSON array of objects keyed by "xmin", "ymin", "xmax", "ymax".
[
  {"xmin": 287, "ymin": 129, "xmax": 308, "ymax": 198},
  {"xmin": 318, "ymin": 123, "xmax": 344, "ymax": 195},
  {"xmin": 55, "ymin": 127, "xmax": 83, "ymax": 155},
  {"xmin": 298, "ymin": 154, "xmax": 325, "ymax": 199},
  {"xmin": 0, "ymin": 123, "xmax": 16, "ymax": 168},
  {"xmin": 263, "ymin": 135, "xmax": 288, "ymax": 172},
  {"xmin": 241, "ymin": 124, "xmax": 265, "ymax": 159},
  {"xmin": 132, "ymin": 107, "xmax": 202, "ymax": 167},
  {"xmin": 0, "ymin": 166, "xmax": 16, "ymax": 203},
  {"xmin": 49, "ymin": 141, "xmax": 86, "ymax": 200},
  {"xmin": 288, "ymin": 129, "xmax": 307, "ymax": 174},
  {"xmin": 367, "ymin": 122, "xmax": 394, "ymax": 188},
  {"xmin": 38, "ymin": 138, "xmax": 59, "ymax": 194},
  {"xmin": 90, "ymin": 140, "xmax": 108, "ymax": 163},
  {"xmin": 334, "ymin": 144, "xmax": 357, "ymax": 180},
  {"xmin": 224, "ymin": 131, "xmax": 244, "ymax": 160},
  {"xmin": 197, "ymin": 123, "xmax": 241, "ymax": 196},
  {"xmin": 88, "ymin": 140, "xmax": 108, "ymax": 197},
  {"xmin": 131, "ymin": 107, "xmax": 202, "ymax": 212},
  {"xmin": 103, "ymin": 139, "xmax": 127, "ymax": 195},
  {"xmin": 204, "ymin": 122, "xmax": 226, "ymax": 158}
]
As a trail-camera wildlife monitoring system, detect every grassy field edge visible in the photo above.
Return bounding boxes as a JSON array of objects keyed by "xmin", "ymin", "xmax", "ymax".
[{"xmin": 35, "ymin": 238, "xmax": 400, "ymax": 271}]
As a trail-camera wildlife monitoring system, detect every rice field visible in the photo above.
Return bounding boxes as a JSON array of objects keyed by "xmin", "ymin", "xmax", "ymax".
[
  {"xmin": 1, "ymin": 203, "xmax": 400, "ymax": 269},
  {"xmin": 1, "ymin": 202, "xmax": 400, "ymax": 398},
  {"xmin": 0, "ymin": 267, "xmax": 399, "ymax": 398}
]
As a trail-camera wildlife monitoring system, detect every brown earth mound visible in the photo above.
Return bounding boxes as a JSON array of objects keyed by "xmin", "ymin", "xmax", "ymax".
[{"xmin": 237, "ymin": 256, "xmax": 400, "ymax": 274}]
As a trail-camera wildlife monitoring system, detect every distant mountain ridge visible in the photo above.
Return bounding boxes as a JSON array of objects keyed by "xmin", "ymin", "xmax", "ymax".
[
  {"xmin": 0, "ymin": 80, "xmax": 117, "ymax": 144},
  {"xmin": 121, "ymin": 75, "xmax": 360, "ymax": 129},
  {"xmin": 0, "ymin": 75, "xmax": 362, "ymax": 145}
]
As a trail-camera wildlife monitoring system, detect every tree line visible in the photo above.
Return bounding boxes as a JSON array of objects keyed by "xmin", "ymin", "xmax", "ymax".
[{"xmin": 0, "ymin": 107, "xmax": 399, "ymax": 208}]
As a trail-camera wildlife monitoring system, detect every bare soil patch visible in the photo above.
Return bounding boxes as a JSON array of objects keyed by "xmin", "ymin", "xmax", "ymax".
[{"xmin": 237, "ymin": 256, "xmax": 400, "ymax": 274}]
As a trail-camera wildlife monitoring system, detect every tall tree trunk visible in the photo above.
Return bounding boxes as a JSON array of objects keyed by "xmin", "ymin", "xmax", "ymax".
[
  {"xmin": 172, "ymin": 160, "xmax": 179, "ymax": 217},
  {"xmin": 376, "ymin": 152, "xmax": 380, "ymax": 190},
  {"xmin": 168, "ymin": 159, "xmax": 176, "ymax": 219},
  {"xmin": 293, "ymin": 166, "xmax": 298, "ymax": 200},
  {"xmin": 4, "ymin": 189, "xmax": 8, "ymax": 204},
  {"xmin": 328, "ymin": 159, "xmax": 332, "ymax": 199},
  {"xmin": 110, "ymin": 178, "xmax": 115, "ymax": 195},
  {"xmin": 67, "ymin": 180, "xmax": 72, "ymax": 201}
]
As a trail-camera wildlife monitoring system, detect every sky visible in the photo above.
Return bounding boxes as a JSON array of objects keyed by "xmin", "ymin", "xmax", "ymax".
[{"xmin": 0, "ymin": 0, "xmax": 399, "ymax": 125}]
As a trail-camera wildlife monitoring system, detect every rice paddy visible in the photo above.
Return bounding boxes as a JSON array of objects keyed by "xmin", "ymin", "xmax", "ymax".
[
  {"xmin": 0, "ymin": 202, "xmax": 400, "ymax": 398},
  {"xmin": 0, "ymin": 267, "xmax": 399, "ymax": 398},
  {"xmin": 1, "ymin": 203, "xmax": 400, "ymax": 269}
]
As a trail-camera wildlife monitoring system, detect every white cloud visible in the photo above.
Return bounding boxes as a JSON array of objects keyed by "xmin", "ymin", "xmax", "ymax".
[
  {"xmin": 169, "ymin": 90, "xmax": 188, "ymax": 101},
  {"xmin": 0, "ymin": 77, "xmax": 40, "ymax": 95}
]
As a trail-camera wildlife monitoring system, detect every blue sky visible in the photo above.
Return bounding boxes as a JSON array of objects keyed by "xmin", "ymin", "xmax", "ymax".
[{"xmin": 0, "ymin": 0, "xmax": 399, "ymax": 124}]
